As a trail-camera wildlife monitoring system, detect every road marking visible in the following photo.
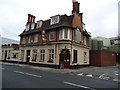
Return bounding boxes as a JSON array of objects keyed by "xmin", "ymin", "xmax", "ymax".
[
  {"xmin": 115, "ymin": 73, "xmax": 119, "ymax": 76},
  {"xmin": 99, "ymin": 73, "xmax": 109, "ymax": 80},
  {"xmin": 64, "ymin": 82, "xmax": 96, "ymax": 90},
  {"xmin": 113, "ymin": 79, "xmax": 120, "ymax": 82},
  {"xmin": 86, "ymin": 74, "xmax": 93, "ymax": 77},
  {"xmin": 77, "ymin": 73, "xmax": 83, "ymax": 76},
  {"xmin": 14, "ymin": 70, "xmax": 42, "ymax": 78},
  {"xmin": 25, "ymin": 73, "xmax": 42, "ymax": 78},
  {"xmin": 14, "ymin": 70, "xmax": 25, "ymax": 74}
]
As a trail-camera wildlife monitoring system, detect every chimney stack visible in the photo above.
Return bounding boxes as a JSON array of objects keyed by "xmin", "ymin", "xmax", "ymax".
[
  {"xmin": 27, "ymin": 14, "xmax": 36, "ymax": 24},
  {"xmin": 72, "ymin": 0, "xmax": 80, "ymax": 14}
]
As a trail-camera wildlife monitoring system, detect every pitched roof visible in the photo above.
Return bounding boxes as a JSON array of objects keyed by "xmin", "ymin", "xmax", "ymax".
[{"xmin": 19, "ymin": 15, "xmax": 73, "ymax": 36}]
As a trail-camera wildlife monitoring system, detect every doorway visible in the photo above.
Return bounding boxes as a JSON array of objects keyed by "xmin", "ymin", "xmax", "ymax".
[
  {"xmin": 4, "ymin": 50, "xmax": 7, "ymax": 61},
  {"xmin": 26, "ymin": 50, "xmax": 31, "ymax": 63},
  {"xmin": 59, "ymin": 49, "xmax": 70, "ymax": 68}
]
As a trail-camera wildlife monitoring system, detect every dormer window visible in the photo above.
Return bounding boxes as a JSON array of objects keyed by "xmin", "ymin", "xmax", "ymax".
[
  {"xmin": 51, "ymin": 15, "xmax": 60, "ymax": 25},
  {"xmin": 31, "ymin": 23, "xmax": 35, "ymax": 30},
  {"xmin": 26, "ymin": 24, "xmax": 30, "ymax": 31},
  {"xmin": 37, "ymin": 20, "xmax": 43, "ymax": 28}
]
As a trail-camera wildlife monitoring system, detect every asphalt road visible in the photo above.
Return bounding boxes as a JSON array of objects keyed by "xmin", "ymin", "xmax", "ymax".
[{"xmin": 1, "ymin": 64, "xmax": 119, "ymax": 89}]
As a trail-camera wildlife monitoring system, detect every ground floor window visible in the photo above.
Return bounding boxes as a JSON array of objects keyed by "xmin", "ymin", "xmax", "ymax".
[
  {"xmin": 32, "ymin": 49, "xmax": 37, "ymax": 61},
  {"xmin": 73, "ymin": 50, "xmax": 77, "ymax": 63},
  {"xmin": 48, "ymin": 49, "xmax": 54, "ymax": 63},
  {"xmin": 84, "ymin": 52, "xmax": 87, "ymax": 63},
  {"xmin": 12, "ymin": 53, "xmax": 18, "ymax": 59},
  {"xmin": 21, "ymin": 50, "xmax": 24, "ymax": 61},
  {"xmin": 39, "ymin": 49, "xmax": 45, "ymax": 62}
]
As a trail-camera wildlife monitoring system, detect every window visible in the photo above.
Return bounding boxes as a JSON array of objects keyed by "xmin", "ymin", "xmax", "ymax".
[
  {"xmin": 59, "ymin": 29, "xmax": 72, "ymax": 40},
  {"xmin": 39, "ymin": 50, "xmax": 45, "ymax": 62},
  {"xmin": 31, "ymin": 23, "xmax": 35, "ymax": 30},
  {"xmin": 49, "ymin": 32, "xmax": 54, "ymax": 41},
  {"xmin": 12, "ymin": 53, "xmax": 18, "ymax": 58},
  {"xmin": 75, "ymin": 28, "xmax": 81, "ymax": 43},
  {"xmin": 26, "ymin": 24, "xmax": 29, "ymax": 31},
  {"xmin": 42, "ymin": 31, "xmax": 47, "ymax": 40},
  {"xmin": 64, "ymin": 30, "xmax": 68, "ymax": 39},
  {"xmin": 73, "ymin": 50, "xmax": 77, "ymax": 63},
  {"xmin": 34, "ymin": 34, "xmax": 38, "ymax": 42},
  {"xmin": 84, "ymin": 52, "xmax": 87, "ymax": 63},
  {"xmin": 37, "ymin": 20, "xmax": 43, "ymax": 28},
  {"xmin": 28, "ymin": 36, "xmax": 31, "ymax": 43},
  {"xmin": 84, "ymin": 36, "xmax": 86, "ymax": 45},
  {"xmin": 48, "ymin": 49, "xmax": 54, "ymax": 63},
  {"xmin": 51, "ymin": 16, "xmax": 60, "ymax": 25},
  {"xmin": 22, "ymin": 37, "xmax": 26, "ymax": 44},
  {"xmin": 21, "ymin": 50, "xmax": 24, "ymax": 61},
  {"xmin": 32, "ymin": 49, "xmax": 37, "ymax": 61}
]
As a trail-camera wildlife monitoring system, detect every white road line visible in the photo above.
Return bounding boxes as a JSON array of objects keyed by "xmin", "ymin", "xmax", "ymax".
[
  {"xmin": 25, "ymin": 73, "xmax": 42, "ymax": 78},
  {"xmin": 14, "ymin": 70, "xmax": 42, "ymax": 78},
  {"xmin": 77, "ymin": 73, "xmax": 83, "ymax": 76},
  {"xmin": 115, "ymin": 73, "xmax": 119, "ymax": 76},
  {"xmin": 86, "ymin": 74, "xmax": 93, "ymax": 77},
  {"xmin": 14, "ymin": 70, "xmax": 25, "ymax": 74},
  {"xmin": 64, "ymin": 81, "xmax": 96, "ymax": 90},
  {"xmin": 99, "ymin": 73, "xmax": 109, "ymax": 80}
]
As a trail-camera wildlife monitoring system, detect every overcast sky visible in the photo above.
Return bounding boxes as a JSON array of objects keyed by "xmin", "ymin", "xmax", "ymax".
[{"xmin": 0, "ymin": 0, "xmax": 119, "ymax": 41}]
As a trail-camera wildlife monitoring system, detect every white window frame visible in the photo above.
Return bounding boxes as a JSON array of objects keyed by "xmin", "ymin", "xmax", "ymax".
[
  {"xmin": 48, "ymin": 49, "xmax": 54, "ymax": 63},
  {"xmin": 59, "ymin": 29, "xmax": 72, "ymax": 40},
  {"xmin": 51, "ymin": 16, "xmax": 60, "ymax": 25},
  {"xmin": 37, "ymin": 20, "xmax": 43, "ymax": 28},
  {"xmin": 32, "ymin": 49, "xmax": 37, "ymax": 62},
  {"xmin": 31, "ymin": 23, "xmax": 35, "ymax": 30},
  {"xmin": 26, "ymin": 24, "xmax": 29, "ymax": 31},
  {"xmin": 39, "ymin": 49, "xmax": 45, "ymax": 62}
]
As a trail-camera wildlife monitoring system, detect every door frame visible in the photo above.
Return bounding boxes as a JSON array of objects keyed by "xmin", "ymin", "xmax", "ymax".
[
  {"xmin": 26, "ymin": 50, "xmax": 31, "ymax": 63},
  {"xmin": 59, "ymin": 49, "xmax": 70, "ymax": 68}
]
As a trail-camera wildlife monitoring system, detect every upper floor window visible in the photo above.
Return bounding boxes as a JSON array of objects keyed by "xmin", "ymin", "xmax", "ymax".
[
  {"xmin": 26, "ymin": 24, "xmax": 30, "ymax": 31},
  {"xmin": 84, "ymin": 36, "xmax": 86, "ymax": 45},
  {"xmin": 28, "ymin": 35, "xmax": 31, "ymax": 43},
  {"xmin": 22, "ymin": 37, "xmax": 26, "ymax": 44},
  {"xmin": 34, "ymin": 34, "xmax": 38, "ymax": 42},
  {"xmin": 31, "ymin": 23, "xmax": 35, "ymax": 30},
  {"xmin": 37, "ymin": 20, "xmax": 43, "ymax": 28},
  {"xmin": 59, "ymin": 29, "xmax": 72, "ymax": 40},
  {"xmin": 75, "ymin": 27, "xmax": 81, "ymax": 43},
  {"xmin": 49, "ymin": 31, "xmax": 54, "ymax": 41},
  {"xmin": 51, "ymin": 15, "xmax": 60, "ymax": 25},
  {"xmin": 42, "ymin": 30, "xmax": 47, "ymax": 40}
]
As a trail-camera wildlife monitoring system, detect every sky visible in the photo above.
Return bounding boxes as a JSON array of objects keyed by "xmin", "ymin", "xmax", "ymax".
[{"xmin": 0, "ymin": 0, "xmax": 119, "ymax": 41}]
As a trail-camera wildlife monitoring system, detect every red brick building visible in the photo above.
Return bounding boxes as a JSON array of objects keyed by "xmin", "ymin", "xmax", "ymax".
[{"xmin": 19, "ymin": 0, "xmax": 91, "ymax": 68}]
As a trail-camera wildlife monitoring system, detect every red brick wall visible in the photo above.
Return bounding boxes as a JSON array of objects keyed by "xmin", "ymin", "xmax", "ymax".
[
  {"xmin": 90, "ymin": 51, "xmax": 101, "ymax": 66},
  {"xmin": 90, "ymin": 51, "xmax": 116, "ymax": 66},
  {"xmin": 101, "ymin": 51, "xmax": 116, "ymax": 66}
]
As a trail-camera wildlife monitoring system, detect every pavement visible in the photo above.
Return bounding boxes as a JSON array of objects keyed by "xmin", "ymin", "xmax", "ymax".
[{"xmin": 0, "ymin": 62, "xmax": 120, "ymax": 82}]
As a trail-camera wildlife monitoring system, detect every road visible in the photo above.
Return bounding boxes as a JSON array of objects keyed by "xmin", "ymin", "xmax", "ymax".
[{"xmin": 1, "ymin": 64, "xmax": 119, "ymax": 89}]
